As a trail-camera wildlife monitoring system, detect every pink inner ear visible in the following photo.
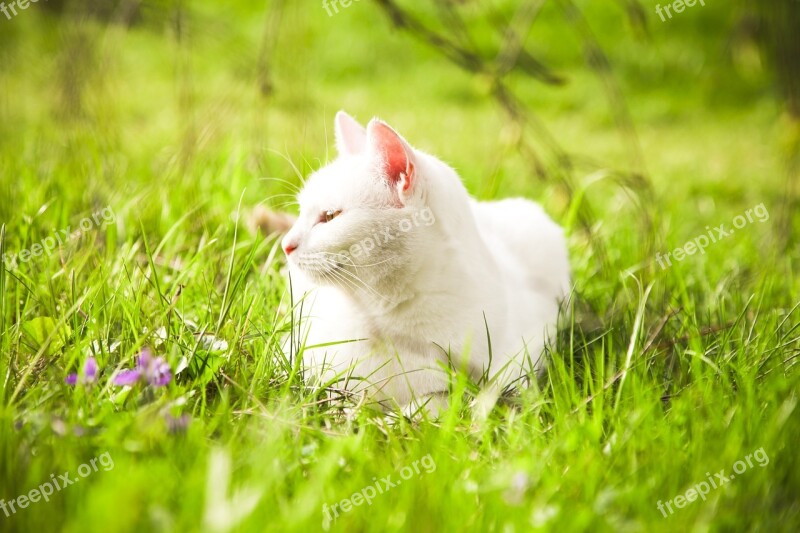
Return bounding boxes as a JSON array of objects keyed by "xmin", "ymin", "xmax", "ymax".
[{"xmin": 371, "ymin": 122, "xmax": 409, "ymax": 183}]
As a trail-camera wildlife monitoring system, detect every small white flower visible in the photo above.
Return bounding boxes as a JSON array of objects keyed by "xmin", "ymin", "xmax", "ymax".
[
  {"xmin": 199, "ymin": 334, "xmax": 229, "ymax": 352},
  {"xmin": 88, "ymin": 339, "xmax": 121, "ymax": 355}
]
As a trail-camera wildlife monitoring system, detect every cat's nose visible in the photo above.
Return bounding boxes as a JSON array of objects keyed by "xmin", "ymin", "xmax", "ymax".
[{"xmin": 282, "ymin": 233, "xmax": 299, "ymax": 255}]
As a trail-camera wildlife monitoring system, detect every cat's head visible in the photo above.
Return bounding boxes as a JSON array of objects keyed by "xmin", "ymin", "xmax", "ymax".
[{"xmin": 281, "ymin": 111, "xmax": 437, "ymax": 293}]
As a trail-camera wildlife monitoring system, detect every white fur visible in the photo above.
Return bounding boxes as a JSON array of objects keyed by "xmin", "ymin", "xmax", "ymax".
[{"xmin": 281, "ymin": 112, "xmax": 570, "ymax": 412}]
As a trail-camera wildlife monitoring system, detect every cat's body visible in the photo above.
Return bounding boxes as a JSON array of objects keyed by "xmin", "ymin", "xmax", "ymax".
[{"xmin": 280, "ymin": 112, "xmax": 570, "ymax": 413}]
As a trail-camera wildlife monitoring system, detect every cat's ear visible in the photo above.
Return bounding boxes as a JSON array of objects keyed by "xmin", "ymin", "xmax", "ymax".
[
  {"xmin": 366, "ymin": 119, "xmax": 416, "ymax": 203},
  {"xmin": 334, "ymin": 111, "xmax": 367, "ymax": 156}
]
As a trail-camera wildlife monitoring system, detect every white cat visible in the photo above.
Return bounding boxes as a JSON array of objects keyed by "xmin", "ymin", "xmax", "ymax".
[{"xmin": 279, "ymin": 111, "xmax": 570, "ymax": 415}]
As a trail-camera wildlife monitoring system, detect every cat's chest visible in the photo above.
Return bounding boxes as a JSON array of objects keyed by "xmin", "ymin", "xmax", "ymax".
[{"xmin": 312, "ymin": 288, "xmax": 445, "ymax": 346}]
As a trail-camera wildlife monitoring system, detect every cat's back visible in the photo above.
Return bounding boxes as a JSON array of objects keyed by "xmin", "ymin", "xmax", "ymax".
[{"xmin": 471, "ymin": 198, "xmax": 570, "ymax": 302}]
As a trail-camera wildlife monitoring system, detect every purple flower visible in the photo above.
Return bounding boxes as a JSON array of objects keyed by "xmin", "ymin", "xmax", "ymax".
[
  {"xmin": 113, "ymin": 348, "xmax": 172, "ymax": 387},
  {"xmin": 113, "ymin": 369, "xmax": 141, "ymax": 386},
  {"xmin": 65, "ymin": 356, "xmax": 99, "ymax": 386},
  {"xmin": 85, "ymin": 356, "xmax": 98, "ymax": 380}
]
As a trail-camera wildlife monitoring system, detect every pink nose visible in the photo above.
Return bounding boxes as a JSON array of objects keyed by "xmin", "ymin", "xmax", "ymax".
[{"xmin": 284, "ymin": 243, "xmax": 297, "ymax": 255}]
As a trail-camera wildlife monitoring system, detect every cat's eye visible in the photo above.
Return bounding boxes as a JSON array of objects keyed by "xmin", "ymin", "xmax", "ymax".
[{"xmin": 321, "ymin": 209, "xmax": 342, "ymax": 223}]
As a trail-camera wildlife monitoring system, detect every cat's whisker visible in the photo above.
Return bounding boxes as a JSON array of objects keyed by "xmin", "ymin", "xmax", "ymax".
[
  {"xmin": 263, "ymin": 193, "xmax": 299, "ymax": 201},
  {"xmin": 267, "ymin": 148, "xmax": 307, "ymax": 185},
  {"xmin": 301, "ymin": 154, "xmax": 323, "ymax": 174},
  {"xmin": 317, "ymin": 251, "xmax": 393, "ymax": 270},
  {"xmin": 316, "ymin": 251, "xmax": 356, "ymax": 268},
  {"xmin": 310, "ymin": 253, "xmax": 399, "ymax": 305},
  {"xmin": 329, "ymin": 269, "xmax": 389, "ymax": 306},
  {"xmin": 321, "ymin": 267, "xmax": 380, "ymax": 305},
  {"xmin": 253, "ymin": 197, "xmax": 296, "ymax": 209},
  {"xmin": 261, "ymin": 195, "xmax": 300, "ymax": 209},
  {"xmin": 318, "ymin": 268, "xmax": 346, "ymax": 292},
  {"xmin": 311, "ymin": 254, "xmax": 394, "ymax": 305},
  {"xmin": 351, "ymin": 257, "xmax": 394, "ymax": 269},
  {"xmin": 257, "ymin": 176, "xmax": 303, "ymax": 193},
  {"xmin": 328, "ymin": 263, "xmax": 396, "ymax": 306},
  {"xmin": 271, "ymin": 200, "xmax": 300, "ymax": 211},
  {"xmin": 324, "ymin": 268, "xmax": 356, "ymax": 294}
]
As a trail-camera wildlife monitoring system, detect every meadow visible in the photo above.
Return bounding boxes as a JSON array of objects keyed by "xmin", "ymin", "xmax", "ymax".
[{"xmin": 0, "ymin": 1, "xmax": 798, "ymax": 531}]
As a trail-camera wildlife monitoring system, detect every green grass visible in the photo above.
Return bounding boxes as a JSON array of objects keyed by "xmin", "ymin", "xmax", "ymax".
[{"xmin": 1, "ymin": 1, "xmax": 798, "ymax": 532}]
